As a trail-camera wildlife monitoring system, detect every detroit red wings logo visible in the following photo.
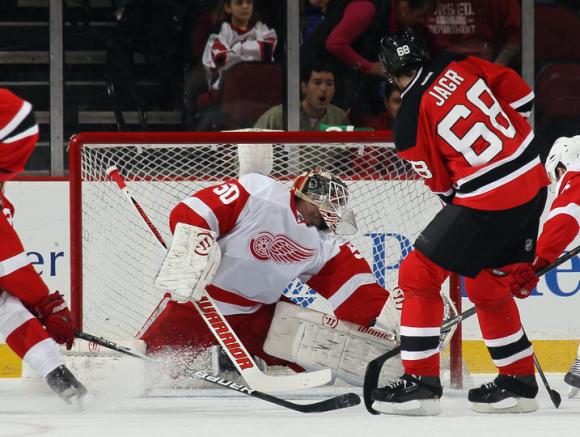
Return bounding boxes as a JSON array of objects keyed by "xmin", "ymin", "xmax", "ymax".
[{"xmin": 250, "ymin": 232, "xmax": 315, "ymax": 264}]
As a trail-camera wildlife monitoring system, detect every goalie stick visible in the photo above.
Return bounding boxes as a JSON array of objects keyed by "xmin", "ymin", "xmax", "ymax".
[
  {"xmin": 362, "ymin": 247, "xmax": 579, "ymax": 414},
  {"xmin": 75, "ymin": 331, "xmax": 360, "ymax": 413},
  {"xmin": 106, "ymin": 166, "xmax": 333, "ymax": 392}
]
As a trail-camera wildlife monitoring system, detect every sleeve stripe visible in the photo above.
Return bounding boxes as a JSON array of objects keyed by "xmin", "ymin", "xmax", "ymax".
[
  {"xmin": 0, "ymin": 252, "xmax": 30, "ymax": 278},
  {"xmin": 327, "ymin": 272, "xmax": 376, "ymax": 308},
  {"xmin": 510, "ymin": 91, "xmax": 535, "ymax": 110},
  {"xmin": 181, "ymin": 197, "xmax": 220, "ymax": 234},
  {"xmin": 0, "ymin": 101, "xmax": 31, "ymax": 142},
  {"xmin": 547, "ymin": 203, "xmax": 580, "ymax": 226},
  {"xmin": 3, "ymin": 124, "xmax": 38, "ymax": 144}
]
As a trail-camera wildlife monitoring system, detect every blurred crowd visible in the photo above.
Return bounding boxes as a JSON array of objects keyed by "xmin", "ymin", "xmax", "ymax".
[{"xmin": 107, "ymin": 0, "xmax": 580, "ymax": 145}]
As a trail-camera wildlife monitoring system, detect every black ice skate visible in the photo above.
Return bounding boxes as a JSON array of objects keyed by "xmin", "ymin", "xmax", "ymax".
[
  {"xmin": 371, "ymin": 373, "xmax": 442, "ymax": 416},
  {"xmin": 46, "ymin": 365, "xmax": 88, "ymax": 405},
  {"xmin": 468, "ymin": 374, "xmax": 538, "ymax": 413},
  {"xmin": 564, "ymin": 358, "xmax": 580, "ymax": 398}
]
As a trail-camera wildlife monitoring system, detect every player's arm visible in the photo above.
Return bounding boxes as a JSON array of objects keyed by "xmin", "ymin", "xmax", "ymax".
[
  {"xmin": 464, "ymin": 56, "xmax": 534, "ymax": 118},
  {"xmin": 158, "ymin": 179, "xmax": 250, "ymax": 298},
  {"xmin": 304, "ymin": 242, "xmax": 396, "ymax": 327},
  {"xmin": 536, "ymin": 176, "xmax": 580, "ymax": 264}
]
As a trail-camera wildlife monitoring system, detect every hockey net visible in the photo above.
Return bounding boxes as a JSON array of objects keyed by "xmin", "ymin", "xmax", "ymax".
[{"xmin": 69, "ymin": 131, "xmax": 465, "ymax": 387}]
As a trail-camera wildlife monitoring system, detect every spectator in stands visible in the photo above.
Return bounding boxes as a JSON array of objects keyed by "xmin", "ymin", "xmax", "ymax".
[
  {"xmin": 351, "ymin": 82, "xmax": 402, "ymax": 130},
  {"xmin": 202, "ymin": 0, "xmax": 277, "ymax": 91},
  {"xmin": 254, "ymin": 61, "xmax": 349, "ymax": 131},
  {"xmin": 301, "ymin": 0, "xmax": 435, "ymax": 111},
  {"xmin": 427, "ymin": 0, "xmax": 521, "ymax": 66}
]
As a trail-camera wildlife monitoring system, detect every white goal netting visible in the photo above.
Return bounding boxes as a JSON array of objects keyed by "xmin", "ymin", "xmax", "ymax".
[{"xmin": 70, "ymin": 132, "xmax": 445, "ymax": 343}]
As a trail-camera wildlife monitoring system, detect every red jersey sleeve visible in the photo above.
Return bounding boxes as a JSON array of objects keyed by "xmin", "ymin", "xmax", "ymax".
[
  {"xmin": 306, "ymin": 243, "xmax": 388, "ymax": 326},
  {"xmin": 0, "ymin": 89, "xmax": 39, "ymax": 181},
  {"xmin": 325, "ymin": 0, "xmax": 376, "ymax": 74},
  {"xmin": 169, "ymin": 179, "xmax": 250, "ymax": 236},
  {"xmin": 536, "ymin": 172, "xmax": 580, "ymax": 263},
  {"xmin": 462, "ymin": 56, "xmax": 534, "ymax": 117}
]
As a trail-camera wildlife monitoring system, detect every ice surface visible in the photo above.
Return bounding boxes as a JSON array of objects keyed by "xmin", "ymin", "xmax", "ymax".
[{"xmin": 1, "ymin": 375, "xmax": 580, "ymax": 437}]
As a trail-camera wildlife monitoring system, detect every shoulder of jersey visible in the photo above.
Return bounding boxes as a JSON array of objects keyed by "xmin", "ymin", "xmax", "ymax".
[
  {"xmin": 239, "ymin": 172, "xmax": 288, "ymax": 197},
  {"xmin": 394, "ymin": 52, "xmax": 466, "ymax": 152}
]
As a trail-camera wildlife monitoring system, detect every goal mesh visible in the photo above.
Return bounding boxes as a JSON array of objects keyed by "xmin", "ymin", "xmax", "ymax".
[{"xmin": 69, "ymin": 131, "xmax": 457, "ymax": 363}]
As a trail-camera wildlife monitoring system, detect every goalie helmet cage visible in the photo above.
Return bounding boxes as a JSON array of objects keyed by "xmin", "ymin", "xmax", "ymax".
[{"xmin": 69, "ymin": 130, "xmax": 464, "ymax": 388}]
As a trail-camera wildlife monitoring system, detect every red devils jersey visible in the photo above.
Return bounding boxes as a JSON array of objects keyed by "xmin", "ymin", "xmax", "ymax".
[
  {"xmin": 169, "ymin": 173, "xmax": 388, "ymax": 326},
  {"xmin": 536, "ymin": 165, "xmax": 580, "ymax": 263},
  {"xmin": 0, "ymin": 89, "xmax": 39, "ymax": 182},
  {"xmin": 394, "ymin": 52, "xmax": 549, "ymax": 210}
]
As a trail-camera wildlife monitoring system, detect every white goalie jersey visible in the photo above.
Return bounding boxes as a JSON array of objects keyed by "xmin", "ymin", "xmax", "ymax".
[{"xmin": 168, "ymin": 173, "xmax": 388, "ymax": 326}]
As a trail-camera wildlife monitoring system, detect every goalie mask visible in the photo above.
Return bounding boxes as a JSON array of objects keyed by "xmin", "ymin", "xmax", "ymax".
[{"xmin": 292, "ymin": 168, "xmax": 357, "ymax": 235}]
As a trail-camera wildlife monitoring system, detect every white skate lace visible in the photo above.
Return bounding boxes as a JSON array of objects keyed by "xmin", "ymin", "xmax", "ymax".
[
  {"xmin": 386, "ymin": 376, "xmax": 412, "ymax": 390},
  {"xmin": 571, "ymin": 359, "xmax": 580, "ymax": 375},
  {"xmin": 482, "ymin": 381, "xmax": 497, "ymax": 391}
]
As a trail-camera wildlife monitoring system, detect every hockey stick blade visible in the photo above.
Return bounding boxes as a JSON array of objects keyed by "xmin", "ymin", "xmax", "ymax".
[
  {"xmin": 75, "ymin": 331, "xmax": 360, "ymax": 413},
  {"xmin": 362, "ymin": 247, "xmax": 579, "ymax": 414}
]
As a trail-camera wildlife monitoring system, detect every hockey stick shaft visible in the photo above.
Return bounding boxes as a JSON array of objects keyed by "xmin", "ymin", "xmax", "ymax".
[
  {"xmin": 363, "ymin": 247, "xmax": 579, "ymax": 414},
  {"xmin": 75, "ymin": 331, "xmax": 360, "ymax": 413},
  {"xmin": 106, "ymin": 166, "xmax": 333, "ymax": 392}
]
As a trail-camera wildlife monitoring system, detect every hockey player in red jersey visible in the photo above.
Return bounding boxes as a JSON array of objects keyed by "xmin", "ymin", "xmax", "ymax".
[
  {"xmin": 0, "ymin": 89, "xmax": 86, "ymax": 403},
  {"xmin": 510, "ymin": 135, "xmax": 580, "ymax": 394},
  {"xmin": 371, "ymin": 28, "xmax": 550, "ymax": 415},
  {"xmin": 140, "ymin": 168, "xmax": 404, "ymax": 385}
]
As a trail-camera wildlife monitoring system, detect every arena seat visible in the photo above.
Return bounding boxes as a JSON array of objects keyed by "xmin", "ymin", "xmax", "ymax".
[
  {"xmin": 220, "ymin": 62, "xmax": 283, "ymax": 128},
  {"xmin": 535, "ymin": 62, "xmax": 580, "ymax": 120},
  {"xmin": 535, "ymin": 5, "xmax": 580, "ymax": 62}
]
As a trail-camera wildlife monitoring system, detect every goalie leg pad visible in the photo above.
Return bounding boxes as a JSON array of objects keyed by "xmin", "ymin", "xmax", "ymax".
[
  {"xmin": 263, "ymin": 301, "xmax": 402, "ymax": 386},
  {"xmin": 155, "ymin": 223, "xmax": 221, "ymax": 300}
]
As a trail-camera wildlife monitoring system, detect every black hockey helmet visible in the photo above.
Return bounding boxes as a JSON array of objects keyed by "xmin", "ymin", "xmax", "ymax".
[{"xmin": 379, "ymin": 28, "xmax": 430, "ymax": 83}]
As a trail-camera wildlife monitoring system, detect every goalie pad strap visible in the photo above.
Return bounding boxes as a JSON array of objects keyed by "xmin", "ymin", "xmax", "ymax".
[
  {"xmin": 263, "ymin": 301, "xmax": 402, "ymax": 386},
  {"xmin": 154, "ymin": 223, "xmax": 221, "ymax": 299}
]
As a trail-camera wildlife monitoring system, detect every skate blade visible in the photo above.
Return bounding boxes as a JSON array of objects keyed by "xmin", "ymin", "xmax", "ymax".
[
  {"xmin": 471, "ymin": 397, "xmax": 538, "ymax": 414},
  {"xmin": 372, "ymin": 399, "xmax": 442, "ymax": 416},
  {"xmin": 568, "ymin": 387, "xmax": 579, "ymax": 399}
]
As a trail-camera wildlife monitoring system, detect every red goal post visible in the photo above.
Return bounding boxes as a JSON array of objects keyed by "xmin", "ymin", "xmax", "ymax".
[{"xmin": 69, "ymin": 130, "xmax": 463, "ymax": 387}]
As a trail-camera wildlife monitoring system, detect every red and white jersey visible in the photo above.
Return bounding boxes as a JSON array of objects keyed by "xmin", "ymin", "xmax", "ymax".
[
  {"xmin": 394, "ymin": 52, "xmax": 549, "ymax": 210},
  {"xmin": 202, "ymin": 21, "xmax": 277, "ymax": 90},
  {"xmin": 169, "ymin": 173, "xmax": 388, "ymax": 326},
  {"xmin": 0, "ymin": 88, "xmax": 39, "ymax": 182},
  {"xmin": 536, "ymin": 164, "xmax": 580, "ymax": 263}
]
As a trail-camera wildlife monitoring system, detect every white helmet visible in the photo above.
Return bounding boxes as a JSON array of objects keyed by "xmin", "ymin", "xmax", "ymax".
[{"xmin": 545, "ymin": 135, "xmax": 580, "ymax": 183}]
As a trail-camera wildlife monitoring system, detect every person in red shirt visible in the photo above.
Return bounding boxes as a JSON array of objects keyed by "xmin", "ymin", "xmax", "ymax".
[
  {"xmin": 0, "ymin": 89, "xmax": 86, "ymax": 404},
  {"xmin": 370, "ymin": 28, "xmax": 549, "ymax": 416},
  {"xmin": 427, "ymin": 0, "xmax": 521, "ymax": 66},
  {"xmin": 511, "ymin": 135, "xmax": 580, "ymax": 395}
]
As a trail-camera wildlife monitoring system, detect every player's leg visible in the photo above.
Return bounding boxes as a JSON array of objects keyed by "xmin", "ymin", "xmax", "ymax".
[
  {"xmin": 0, "ymin": 213, "xmax": 86, "ymax": 404},
  {"xmin": 0, "ymin": 292, "xmax": 86, "ymax": 403},
  {"xmin": 370, "ymin": 249, "xmax": 448, "ymax": 415},
  {"xmin": 464, "ymin": 270, "xmax": 538, "ymax": 413}
]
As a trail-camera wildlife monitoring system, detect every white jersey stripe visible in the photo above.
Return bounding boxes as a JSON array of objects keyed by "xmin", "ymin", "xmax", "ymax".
[
  {"xmin": 0, "ymin": 252, "xmax": 30, "ymax": 278},
  {"xmin": 546, "ymin": 203, "xmax": 580, "ymax": 226},
  {"xmin": 455, "ymin": 131, "xmax": 535, "ymax": 187},
  {"xmin": 484, "ymin": 327, "xmax": 524, "ymax": 347},
  {"xmin": 492, "ymin": 346, "xmax": 533, "ymax": 368},
  {"xmin": 400, "ymin": 326, "xmax": 441, "ymax": 337},
  {"xmin": 455, "ymin": 157, "xmax": 541, "ymax": 199},
  {"xmin": 327, "ymin": 273, "xmax": 376, "ymax": 308},
  {"xmin": 401, "ymin": 347, "xmax": 439, "ymax": 361},
  {"xmin": 212, "ymin": 298, "xmax": 262, "ymax": 316},
  {"xmin": 0, "ymin": 101, "xmax": 31, "ymax": 142},
  {"xmin": 3, "ymin": 124, "xmax": 38, "ymax": 144},
  {"xmin": 509, "ymin": 91, "xmax": 535, "ymax": 110},
  {"xmin": 181, "ymin": 197, "xmax": 220, "ymax": 234}
]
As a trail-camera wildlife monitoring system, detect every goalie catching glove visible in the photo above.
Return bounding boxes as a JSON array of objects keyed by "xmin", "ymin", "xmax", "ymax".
[
  {"xmin": 34, "ymin": 291, "xmax": 75, "ymax": 350},
  {"xmin": 154, "ymin": 223, "xmax": 221, "ymax": 300}
]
